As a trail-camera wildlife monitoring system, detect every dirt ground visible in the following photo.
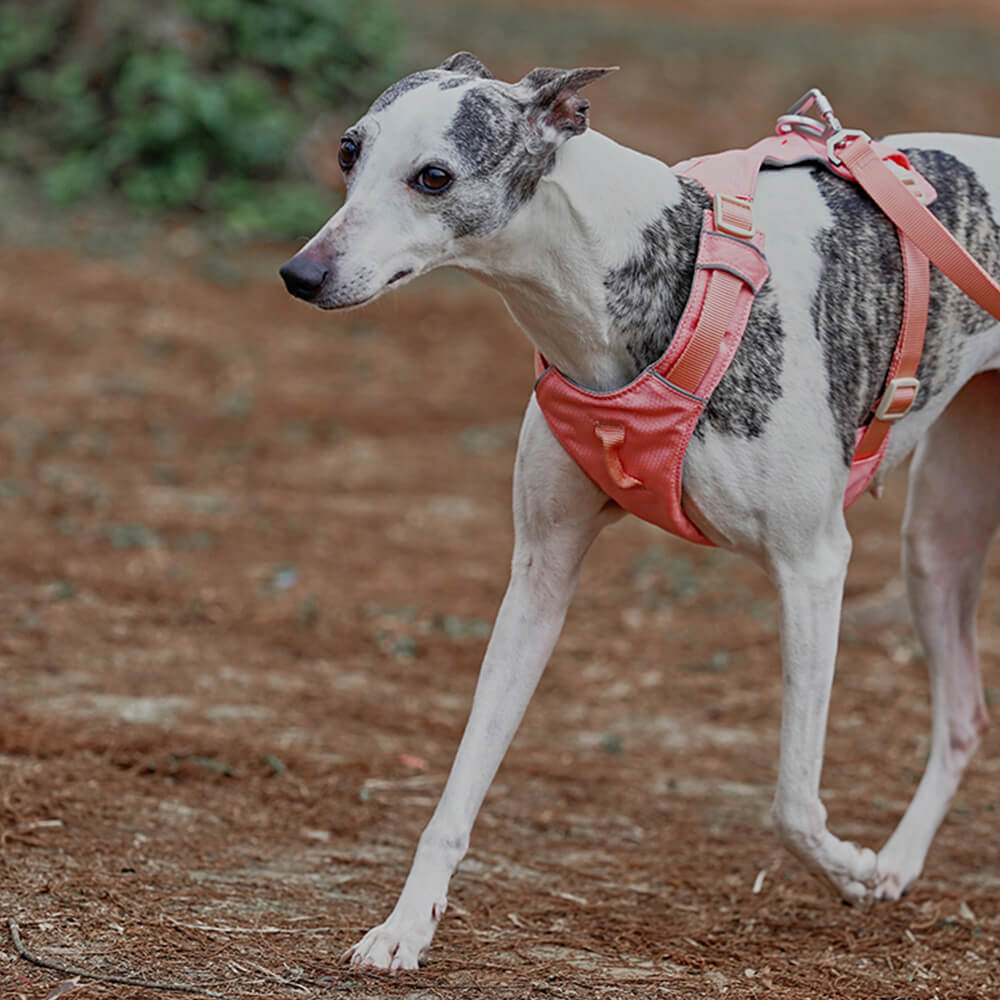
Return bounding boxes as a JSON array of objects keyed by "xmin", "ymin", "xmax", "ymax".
[
  {"xmin": 5, "ymin": 3, "xmax": 1000, "ymax": 999},
  {"xmin": 545, "ymin": 0, "xmax": 1000, "ymax": 22}
]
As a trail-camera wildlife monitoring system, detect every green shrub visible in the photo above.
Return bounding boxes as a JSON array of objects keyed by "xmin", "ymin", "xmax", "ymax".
[{"xmin": 0, "ymin": 0, "xmax": 400, "ymax": 235}]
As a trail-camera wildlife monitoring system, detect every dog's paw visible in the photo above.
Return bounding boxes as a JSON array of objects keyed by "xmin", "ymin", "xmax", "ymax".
[
  {"xmin": 343, "ymin": 899, "xmax": 446, "ymax": 972},
  {"xmin": 801, "ymin": 837, "xmax": 879, "ymax": 904},
  {"xmin": 831, "ymin": 846, "xmax": 880, "ymax": 904},
  {"xmin": 870, "ymin": 845, "xmax": 921, "ymax": 902}
]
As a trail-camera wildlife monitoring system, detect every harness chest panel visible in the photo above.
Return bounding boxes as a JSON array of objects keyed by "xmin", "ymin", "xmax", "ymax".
[{"xmin": 534, "ymin": 126, "xmax": 938, "ymax": 545}]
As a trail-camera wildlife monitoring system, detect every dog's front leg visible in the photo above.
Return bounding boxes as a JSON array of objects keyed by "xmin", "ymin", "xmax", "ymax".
[
  {"xmin": 768, "ymin": 522, "xmax": 879, "ymax": 902},
  {"xmin": 345, "ymin": 397, "xmax": 619, "ymax": 971}
]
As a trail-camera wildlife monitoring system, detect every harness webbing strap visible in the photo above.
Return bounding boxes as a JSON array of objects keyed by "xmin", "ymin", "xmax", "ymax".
[
  {"xmin": 533, "ymin": 114, "xmax": 1000, "ymax": 548},
  {"xmin": 662, "ymin": 220, "xmax": 770, "ymax": 397},
  {"xmin": 666, "ymin": 270, "xmax": 743, "ymax": 395},
  {"xmin": 854, "ymin": 234, "xmax": 929, "ymax": 461},
  {"xmin": 840, "ymin": 138, "xmax": 1000, "ymax": 323}
]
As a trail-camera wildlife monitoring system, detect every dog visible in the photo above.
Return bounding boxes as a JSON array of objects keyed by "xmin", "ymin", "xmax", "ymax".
[{"xmin": 279, "ymin": 52, "xmax": 1000, "ymax": 970}]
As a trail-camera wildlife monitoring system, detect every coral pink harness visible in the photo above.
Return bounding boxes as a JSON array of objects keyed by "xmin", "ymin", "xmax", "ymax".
[{"xmin": 534, "ymin": 90, "xmax": 1000, "ymax": 544}]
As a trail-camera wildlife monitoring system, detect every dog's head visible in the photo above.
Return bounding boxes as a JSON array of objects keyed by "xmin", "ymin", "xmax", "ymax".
[{"xmin": 279, "ymin": 52, "xmax": 616, "ymax": 309}]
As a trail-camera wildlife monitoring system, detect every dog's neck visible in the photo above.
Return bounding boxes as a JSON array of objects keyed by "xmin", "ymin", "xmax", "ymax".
[{"xmin": 455, "ymin": 130, "xmax": 700, "ymax": 391}]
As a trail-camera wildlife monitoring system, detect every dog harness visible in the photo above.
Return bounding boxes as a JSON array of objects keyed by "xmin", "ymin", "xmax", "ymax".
[{"xmin": 534, "ymin": 90, "xmax": 1000, "ymax": 544}]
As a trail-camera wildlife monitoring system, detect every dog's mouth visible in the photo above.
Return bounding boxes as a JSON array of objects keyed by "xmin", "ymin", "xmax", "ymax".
[
  {"xmin": 280, "ymin": 253, "xmax": 416, "ymax": 311},
  {"xmin": 312, "ymin": 269, "xmax": 415, "ymax": 311},
  {"xmin": 314, "ymin": 292, "xmax": 376, "ymax": 311}
]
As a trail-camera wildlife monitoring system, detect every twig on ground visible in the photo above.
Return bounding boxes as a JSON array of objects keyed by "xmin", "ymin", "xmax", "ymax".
[
  {"xmin": 42, "ymin": 979, "xmax": 80, "ymax": 1000},
  {"xmin": 164, "ymin": 915, "xmax": 335, "ymax": 935},
  {"xmin": 2, "ymin": 819, "xmax": 65, "ymax": 848},
  {"xmin": 7, "ymin": 918, "xmax": 225, "ymax": 998},
  {"xmin": 240, "ymin": 959, "xmax": 311, "ymax": 992}
]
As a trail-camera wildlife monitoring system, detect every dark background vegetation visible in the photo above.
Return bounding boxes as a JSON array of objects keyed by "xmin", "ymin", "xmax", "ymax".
[
  {"xmin": 3, "ymin": 3, "xmax": 1000, "ymax": 999},
  {"xmin": 0, "ymin": 0, "xmax": 399, "ymax": 234}
]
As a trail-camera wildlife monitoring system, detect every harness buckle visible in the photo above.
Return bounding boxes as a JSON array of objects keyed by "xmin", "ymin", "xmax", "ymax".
[
  {"xmin": 777, "ymin": 87, "xmax": 842, "ymax": 139},
  {"xmin": 874, "ymin": 376, "xmax": 920, "ymax": 423},
  {"xmin": 775, "ymin": 88, "xmax": 872, "ymax": 167},
  {"xmin": 776, "ymin": 113, "xmax": 828, "ymax": 140},
  {"xmin": 713, "ymin": 193, "xmax": 754, "ymax": 239},
  {"xmin": 826, "ymin": 127, "xmax": 872, "ymax": 167}
]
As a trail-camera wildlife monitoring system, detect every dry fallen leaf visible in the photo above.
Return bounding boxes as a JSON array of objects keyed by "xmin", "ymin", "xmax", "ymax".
[
  {"xmin": 397, "ymin": 753, "xmax": 428, "ymax": 770},
  {"xmin": 43, "ymin": 979, "xmax": 80, "ymax": 1000}
]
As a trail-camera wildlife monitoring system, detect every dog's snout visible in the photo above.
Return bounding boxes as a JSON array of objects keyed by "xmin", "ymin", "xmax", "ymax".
[{"xmin": 279, "ymin": 255, "xmax": 328, "ymax": 301}]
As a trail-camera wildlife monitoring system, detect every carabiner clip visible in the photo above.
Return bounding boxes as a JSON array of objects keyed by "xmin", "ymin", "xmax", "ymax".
[{"xmin": 776, "ymin": 87, "xmax": 870, "ymax": 166}]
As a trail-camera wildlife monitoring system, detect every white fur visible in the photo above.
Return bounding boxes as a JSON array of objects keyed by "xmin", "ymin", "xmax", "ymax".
[{"xmin": 282, "ymin": 80, "xmax": 1000, "ymax": 970}]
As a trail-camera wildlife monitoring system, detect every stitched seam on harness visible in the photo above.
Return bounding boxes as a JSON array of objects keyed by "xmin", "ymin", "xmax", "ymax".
[
  {"xmin": 533, "ymin": 365, "xmax": 553, "ymax": 391},
  {"xmin": 706, "ymin": 229, "xmax": 769, "ymax": 261},
  {"xmin": 648, "ymin": 370, "xmax": 708, "ymax": 403},
  {"xmin": 695, "ymin": 263, "xmax": 760, "ymax": 292},
  {"xmin": 547, "ymin": 355, "xmax": 696, "ymax": 400}
]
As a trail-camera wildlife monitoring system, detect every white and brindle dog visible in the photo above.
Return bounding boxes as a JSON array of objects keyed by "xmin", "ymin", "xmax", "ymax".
[{"xmin": 279, "ymin": 52, "xmax": 1000, "ymax": 970}]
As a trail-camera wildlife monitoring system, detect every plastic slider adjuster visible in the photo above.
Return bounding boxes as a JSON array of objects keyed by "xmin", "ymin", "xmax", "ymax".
[
  {"xmin": 713, "ymin": 193, "xmax": 754, "ymax": 239},
  {"xmin": 884, "ymin": 159, "xmax": 927, "ymax": 202},
  {"xmin": 874, "ymin": 377, "xmax": 920, "ymax": 422}
]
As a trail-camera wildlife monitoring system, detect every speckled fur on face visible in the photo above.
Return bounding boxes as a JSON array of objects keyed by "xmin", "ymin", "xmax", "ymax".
[
  {"xmin": 370, "ymin": 70, "xmax": 470, "ymax": 113},
  {"xmin": 440, "ymin": 86, "xmax": 544, "ymax": 238},
  {"xmin": 366, "ymin": 74, "xmax": 572, "ymax": 241},
  {"xmin": 810, "ymin": 148, "xmax": 1000, "ymax": 464}
]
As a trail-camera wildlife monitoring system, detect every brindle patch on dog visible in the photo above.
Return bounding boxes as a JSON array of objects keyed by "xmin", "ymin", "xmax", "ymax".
[
  {"xmin": 906, "ymin": 148, "xmax": 1000, "ymax": 402},
  {"xmin": 447, "ymin": 88, "xmax": 522, "ymax": 180},
  {"xmin": 605, "ymin": 179, "xmax": 707, "ymax": 374},
  {"xmin": 604, "ymin": 177, "xmax": 785, "ymax": 441},
  {"xmin": 810, "ymin": 149, "xmax": 1000, "ymax": 464},
  {"xmin": 439, "ymin": 51, "xmax": 494, "ymax": 80},
  {"xmin": 809, "ymin": 170, "xmax": 904, "ymax": 464},
  {"xmin": 704, "ymin": 284, "xmax": 784, "ymax": 442},
  {"xmin": 370, "ymin": 69, "xmax": 482, "ymax": 114},
  {"xmin": 371, "ymin": 71, "xmax": 445, "ymax": 113},
  {"xmin": 439, "ymin": 86, "xmax": 562, "ymax": 239}
]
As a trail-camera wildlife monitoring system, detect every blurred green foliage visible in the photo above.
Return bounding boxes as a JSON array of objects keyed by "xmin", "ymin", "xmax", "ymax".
[{"xmin": 0, "ymin": 0, "xmax": 400, "ymax": 235}]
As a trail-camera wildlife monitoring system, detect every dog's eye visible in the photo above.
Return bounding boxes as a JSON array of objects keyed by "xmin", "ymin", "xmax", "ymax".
[
  {"xmin": 339, "ymin": 138, "xmax": 360, "ymax": 172},
  {"xmin": 413, "ymin": 166, "xmax": 453, "ymax": 194}
]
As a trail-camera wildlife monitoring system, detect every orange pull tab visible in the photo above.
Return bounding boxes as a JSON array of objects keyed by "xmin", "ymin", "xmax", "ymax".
[{"xmin": 594, "ymin": 422, "xmax": 643, "ymax": 490}]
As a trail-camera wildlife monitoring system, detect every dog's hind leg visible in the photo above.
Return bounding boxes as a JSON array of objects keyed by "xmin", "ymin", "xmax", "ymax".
[
  {"xmin": 344, "ymin": 397, "xmax": 620, "ymax": 971},
  {"xmin": 874, "ymin": 371, "xmax": 999, "ymax": 900}
]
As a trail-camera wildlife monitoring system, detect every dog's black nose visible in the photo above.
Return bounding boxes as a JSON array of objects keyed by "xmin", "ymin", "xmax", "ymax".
[{"xmin": 279, "ymin": 255, "xmax": 328, "ymax": 300}]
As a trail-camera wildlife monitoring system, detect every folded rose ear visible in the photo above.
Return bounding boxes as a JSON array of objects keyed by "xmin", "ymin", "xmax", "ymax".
[
  {"xmin": 519, "ymin": 65, "xmax": 618, "ymax": 138},
  {"xmin": 439, "ymin": 51, "xmax": 494, "ymax": 79}
]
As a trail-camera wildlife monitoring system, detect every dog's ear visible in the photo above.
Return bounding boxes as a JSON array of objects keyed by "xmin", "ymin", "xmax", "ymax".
[
  {"xmin": 519, "ymin": 65, "xmax": 618, "ymax": 141},
  {"xmin": 439, "ymin": 51, "xmax": 494, "ymax": 79}
]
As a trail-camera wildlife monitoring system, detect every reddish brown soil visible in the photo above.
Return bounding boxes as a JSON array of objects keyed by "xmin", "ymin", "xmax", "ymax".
[
  {"xmin": 530, "ymin": 0, "xmax": 999, "ymax": 22},
  {"xmin": 5, "ymin": 6, "xmax": 1000, "ymax": 999}
]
